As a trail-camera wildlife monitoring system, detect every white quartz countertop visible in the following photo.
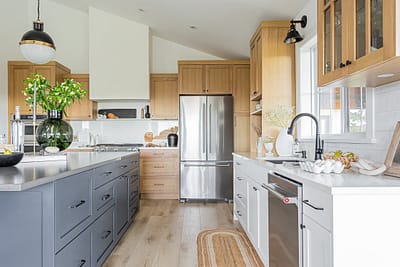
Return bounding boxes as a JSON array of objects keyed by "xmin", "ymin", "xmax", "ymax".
[
  {"xmin": 139, "ymin": 147, "xmax": 179, "ymax": 150},
  {"xmin": 0, "ymin": 152, "xmax": 138, "ymax": 192},
  {"xmin": 233, "ymin": 152, "xmax": 400, "ymax": 195}
]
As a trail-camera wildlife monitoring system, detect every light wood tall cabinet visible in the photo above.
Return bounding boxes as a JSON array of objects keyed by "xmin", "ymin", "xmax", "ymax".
[
  {"xmin": 64, "ymin": 74, "xmax": 98, "ymax": 120},
  {"xmin": 139, "ymin": 149, "xmax": 179, "ymax": 199},
  {"xmin": 150, "ymin": 74, "xmax": 179, "ymax": 119},
  {"xmin": 8, "ymin": 61, "xmax": 70, "ymax": 116},
  {"xmin": 249, "ymin": 21, "xmax": 296, "ymax": 153},
  {"xmin": 318, "ymin": 0, "xmax": 400, "ymax": 87}
]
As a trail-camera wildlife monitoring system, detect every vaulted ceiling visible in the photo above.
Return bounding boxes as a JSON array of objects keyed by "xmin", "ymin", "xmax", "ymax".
[{"xmin": 51, "ymin": 0, "xmax": 309, "ymax": 59}]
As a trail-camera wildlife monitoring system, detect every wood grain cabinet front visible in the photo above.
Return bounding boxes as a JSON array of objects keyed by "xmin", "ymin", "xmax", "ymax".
[
  {"xmin": 150, "ymin": 74, "xmax": 179, "ymax": 119},
  {"xmin": 140, "ymin": 149, "xmax": 179, "ymax": 199}
]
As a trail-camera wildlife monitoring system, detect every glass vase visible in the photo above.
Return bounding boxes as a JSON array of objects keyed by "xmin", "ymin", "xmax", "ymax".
[{"xmin": 36, "ymin": 110, "xmax": 73, "ymax": 153}]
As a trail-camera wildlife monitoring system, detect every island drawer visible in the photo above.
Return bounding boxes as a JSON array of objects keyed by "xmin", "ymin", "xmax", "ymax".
[
  {"xmin": 93, "ymin": 162, "xmax": 120, "ymax": 188},
  {"xmin": 140, "ymin": 177, "xmax": 177, "ymax": 193},
  {"xmin": 93, "ymin": 181, "xmax": 115, "ymax": 216},
  {"xmin": 235, "ymin": 200, "xmax": 247, "ymax": 228},
  {"xmin": 303, "ymin": 185, "xmax": 333, "ymax": 231},
  {"xmin": 55, "ymin": 228, "xmax": 91, "ymax": 267},
  {"xmin": 92, "ymin": 207, "xmax": 114, "ymax": 265},
  {"xmin": 55, "ymin": 170, "xmax": 92, "ymax": 242}
]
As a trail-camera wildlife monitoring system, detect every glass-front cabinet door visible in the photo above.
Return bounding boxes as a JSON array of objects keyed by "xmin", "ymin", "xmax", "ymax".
[
  {"xmin": 347, "ymin": 0, "xmax": 397, "ymax": 76},
  {"xmin": 318, "ymin": 0, "xmax": 348, "ymax": 86}
]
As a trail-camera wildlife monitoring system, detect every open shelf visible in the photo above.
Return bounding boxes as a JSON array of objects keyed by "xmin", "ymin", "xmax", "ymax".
[
  {"xmin": 250, "ymin": 109, "xmax": 262, "ymax": 115},
  {"xmin": 250, "ymin": 93, "xmax": 262, "ymax": 101}
]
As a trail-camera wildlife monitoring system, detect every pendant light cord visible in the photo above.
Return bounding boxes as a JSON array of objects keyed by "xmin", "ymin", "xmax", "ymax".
[{"xmin": 37, "ymin": 0, "xmax": 40, "ymax": 21}]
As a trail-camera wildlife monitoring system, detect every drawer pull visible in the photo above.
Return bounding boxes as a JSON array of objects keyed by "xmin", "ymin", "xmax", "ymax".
[
  {"xmin": 154, "ymin": 183, "xmax": 164, "ymax": 186},
  {"xmin": 121, "ymin": 175, "xmax": 128, "ymax": 179},
  {"xmin": 120, "ymin": 165, "xmax": 128, "ymax": 169},
  {"xmin": 101, "ymin": 230, "xmax": 112, "ymax": 240},
  {"xmin": 253, "ymin": 186, "xmax": 258, "ymax": 191},
  {"xmin": 103, "ymin": 171, "xmax": 113, "ymax": 176},
  {"xmin": 153, "ymin": 165, "xmax": 165, "ymax": 169},
  {"xmin": 303, "ymin": 200, "xmax": 324, "ymax": 211},
  {"xmin": 69, "ymin": 200, "xmax": 86, "ymax": 209},
  {"xmin": 79, "ymin": 259, "xmax": 87, "ymax": 267},
  {"xmin": 236, "ymin": 193, "xmax": 243, "ymax": 199},
  {"xmin": 236, "ymin": 177, "xmax": 244, "ymax": 181},
  {"xmin": 101, "ymin": 194, "xmax": 111, "ymax": 201},
  {"xmin": 154, "ymin": 153, "xmax": 164, "ymax": 156},
  {"xmin": 236, "ymin": 210, "xmax": 242, "ymax": 217},
  {"xmin": 235, "ymin": 162, "xmax": 241, "ymax": 165}
]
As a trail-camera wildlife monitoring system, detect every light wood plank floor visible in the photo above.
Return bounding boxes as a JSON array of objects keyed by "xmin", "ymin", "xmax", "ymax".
[{"xmin": 103, "ymin": 200, "xmax": 241, "ymax": 267}]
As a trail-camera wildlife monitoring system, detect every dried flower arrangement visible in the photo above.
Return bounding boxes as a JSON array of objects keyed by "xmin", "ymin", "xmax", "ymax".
[{"xmin": 264, "ymin": 105, "xmax": 295, "ymax": 128}]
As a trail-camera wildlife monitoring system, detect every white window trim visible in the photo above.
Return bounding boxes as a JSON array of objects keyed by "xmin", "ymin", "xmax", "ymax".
[{"xmin": 296, "ymin": 35, "xmax": 376, "ymax": 144}]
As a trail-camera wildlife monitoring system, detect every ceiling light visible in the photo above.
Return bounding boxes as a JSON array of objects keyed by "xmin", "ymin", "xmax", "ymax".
[
  {"xmin": 189, "ymin": 26, "xmax": 197, "ymax": 30},
  {"xmin": 284, "ymin": 15, "xmax": 307, "ymax": 44},
  {"xmin": 377, "ymin": 73, "xmax": 395, "ymax": 78},
  {"xmin": 19, "ymin": 0, "xmax": 56, "ymax": 64},
  {"xmin": 138, "ymin": 8, "xmax": 145, "ymax": 12}
]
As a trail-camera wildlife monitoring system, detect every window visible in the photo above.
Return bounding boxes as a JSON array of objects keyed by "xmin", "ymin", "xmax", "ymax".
[{"xmin": 297, "ymin": 36, "xmax": 375, "ymax": 143}]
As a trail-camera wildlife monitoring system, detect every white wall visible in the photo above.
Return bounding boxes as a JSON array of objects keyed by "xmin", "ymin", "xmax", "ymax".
[{"xmin": 150, "ymin": 36, "xmax": 222, "ymax": 73}]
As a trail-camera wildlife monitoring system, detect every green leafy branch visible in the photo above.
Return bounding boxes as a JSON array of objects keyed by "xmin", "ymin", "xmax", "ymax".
[{"xmin": 23, "ymin": 74, "xmax": 87, "ymax": 115}]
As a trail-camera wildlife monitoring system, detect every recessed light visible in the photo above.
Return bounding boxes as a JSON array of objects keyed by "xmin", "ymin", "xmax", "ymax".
[
  {"xmin": 189, "ymin": 25, "xmax": 197, "ymax": 30},
  {"xmin": 377, "ymin": 73, "xmax": 395, "ymax": 78},
  {"xmin": 138, "ymin": 8, "xmax": 145, "ymax": 12}
]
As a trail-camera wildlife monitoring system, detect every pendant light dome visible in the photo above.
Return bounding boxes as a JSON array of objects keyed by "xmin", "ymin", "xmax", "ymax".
[{"xmin": 19, "ymin": 0, "xmax": 56, "ymax": 64}]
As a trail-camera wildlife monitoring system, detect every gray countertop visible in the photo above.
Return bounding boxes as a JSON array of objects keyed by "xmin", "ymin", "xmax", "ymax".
[{"xmin": 0, "ymin": 152, "xmax": 138, "ymax": 192}]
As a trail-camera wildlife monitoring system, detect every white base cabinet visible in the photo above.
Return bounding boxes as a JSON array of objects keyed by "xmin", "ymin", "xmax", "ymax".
[
  {"xmin": 233, "ymin": 155, "xmax": 269, "ymax": 265},
  {"xmin": 302, "ymin": 215, "xmax": 332, "ymax": 267}
]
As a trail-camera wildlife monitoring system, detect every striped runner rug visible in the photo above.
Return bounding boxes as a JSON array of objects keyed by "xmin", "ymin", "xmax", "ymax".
[{"xmin": 197, "ymin": 228, "xmax": 264, "ymax": 267}]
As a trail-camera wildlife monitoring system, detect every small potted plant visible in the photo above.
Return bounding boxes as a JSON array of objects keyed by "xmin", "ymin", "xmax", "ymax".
[{"xmin": 23, "ymin": 73, "xmax": 87, "ymax": 153}]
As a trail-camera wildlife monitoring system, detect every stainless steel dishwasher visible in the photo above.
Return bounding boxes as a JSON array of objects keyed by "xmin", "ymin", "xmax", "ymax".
[{"xmin": 263, "ymin": 172, "xmax": 303, "ymax": 267}]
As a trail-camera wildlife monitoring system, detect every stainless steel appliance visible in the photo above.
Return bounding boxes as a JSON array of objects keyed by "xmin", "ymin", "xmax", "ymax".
[
  {"xmin": 179, "ymin": 95, "xmax": 233, "ymax": 201},
  {"xmin": 263, "ymin": 172, "xmax": 303, "ymax": 267},
  {"xmin": 10, "ymin": 114, "xmax": 47, "ymax": 153}
]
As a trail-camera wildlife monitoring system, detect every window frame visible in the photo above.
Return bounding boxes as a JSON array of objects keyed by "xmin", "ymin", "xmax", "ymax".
[{"xmin": 296, "ymin": 35, "xmax": 376, "ymax": 144}]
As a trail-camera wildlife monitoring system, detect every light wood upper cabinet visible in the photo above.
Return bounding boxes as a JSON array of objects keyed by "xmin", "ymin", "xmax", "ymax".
[
  {"xmin": 178, "ymin": 64, "xmax": 204, "ymax": 94},
  {"xmin": 233, "ymin": 65, "xmax": 250, "ymax": 113},
  {"xmin": 318, "ymin": 0, "xmax": 400, "ymax": 87},
  {"xmin": 64, "ymin": 74, "xmax": 98, "ymax": 120},
  {"xmin": 204, "ymin": 64, "xmax": 232, "ymax": 94},
  {"xmin": 234, "ymin": 113, "xmax": 250, "ymax": 152},
  {"xmin": 150, "ymin": 74, "xmax": 179, "ymax": 119},
  {"xmin": 249, "ymin": 21, "xmax": 295, "ymax": 153},
  {"xmin": 8, "ymin": 61, "xmax": 70, "ymax": 116}
]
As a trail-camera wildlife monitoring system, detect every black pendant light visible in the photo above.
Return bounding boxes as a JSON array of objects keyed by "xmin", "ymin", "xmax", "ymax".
[
  {"xmin": 284, "ymin": 15, "xmax": 307, "ymax": 44},
  {"xmin": 19, "ymin": 0, "xmax": 56, "ymax": 64}
]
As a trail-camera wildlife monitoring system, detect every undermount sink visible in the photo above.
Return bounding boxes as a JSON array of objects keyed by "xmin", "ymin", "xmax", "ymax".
[{"xmin": 265, "ymin": 159, "xmax": 303, "ymax": 164}]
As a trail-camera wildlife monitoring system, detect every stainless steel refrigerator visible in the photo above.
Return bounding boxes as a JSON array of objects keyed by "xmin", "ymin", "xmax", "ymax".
[{"xmin": 179, "ymin": 95, "xmax": 233, "ymax": 201}]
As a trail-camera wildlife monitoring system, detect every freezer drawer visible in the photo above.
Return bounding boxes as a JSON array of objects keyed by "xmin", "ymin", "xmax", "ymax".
[{"xmin": 180, "ymin": 162, "xmax": 233, "ymax": 200}]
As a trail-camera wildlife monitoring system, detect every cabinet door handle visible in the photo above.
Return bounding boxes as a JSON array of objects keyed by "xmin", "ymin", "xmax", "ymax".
[
  {"xmin": 236, "ymin": 177, "xmax": 244, "ymax": 181},
  {"xmin": 253, "ymin": 186, "xmax": 258, "ymax": 191},
  {"xmin": 69, "ymin": 200, "xmax": 86, "ymax": 209},
  {"xmin": 153, "ymin": 153, "xmax": 164, "ymax": 156},
  {"xmin": 153, "ymin": 165, "xmax": 164, "ymax": 169},
  {"xmin": 79, "ymin": 259, "xmax": 87, "ymax": 267},
  {"xmin": 346, "ymin": 60, "xmax": 352, "ymax": 65},
  {"xmin": 154, "ymin": 183, "xmax": 164, "ymax": 186},
  {"xmin": 339, "ymin": 62, "xmax": 346, "ymax": 68},
  {"xmin": 235, "ymin": 162, "xmax": 241, "ymax": 165},
  {"xmin": 101, "ymin": 230, "xmax": 112, "ymax": 240},
  {"xmin": 303, "ymin": 200, "xmax": 324, "ymax": 210},
  {"xmin": 120, "ymin": 165, "xmax": 128, "ymax": 169},
  {"xmin": 121, "ymin": 175, "xmax": 128, "ymax": 178},
  {"xmin": 236, "ymin": 210, "xmax": 242, "ymax": 217},
  {"xmin": 236, "ymin": 193, "xmax": 243, "ymax": 199},
  {"xmin": 101, "ymin": 194, "xmax": 111, "ymax": 201},
  {"xmin": 103, "ymin": 171, "xmax": 113, "ymax": 176}
]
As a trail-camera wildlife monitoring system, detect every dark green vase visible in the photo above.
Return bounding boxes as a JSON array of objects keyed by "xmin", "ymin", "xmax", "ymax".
[{"xmin": 36, "ymin": 110, "xmax": 73, "ymax": 153}]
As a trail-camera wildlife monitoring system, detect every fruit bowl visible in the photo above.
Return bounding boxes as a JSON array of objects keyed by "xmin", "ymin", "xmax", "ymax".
[{"xmin": 0, "ymin": 152, "xmax": 24, "ymax": 167}]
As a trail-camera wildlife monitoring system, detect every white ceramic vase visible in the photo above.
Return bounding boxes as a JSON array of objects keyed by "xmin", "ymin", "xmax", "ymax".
[
  {"xmin": 256, "ymin": 137, "xmax": 263, "ymax": 157},
  {"xmin": 264, "ymin": 142, "xmax": 273, "ymax": 156},
  {"xmin": 275, "ymin": 128, "xmax": 294, "ymax": 156}
]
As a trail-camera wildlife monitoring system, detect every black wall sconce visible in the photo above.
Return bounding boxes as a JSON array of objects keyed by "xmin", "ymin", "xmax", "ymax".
[{"xmin": 284, "ymin": 15, "xmax": 307, "ymax": 44}]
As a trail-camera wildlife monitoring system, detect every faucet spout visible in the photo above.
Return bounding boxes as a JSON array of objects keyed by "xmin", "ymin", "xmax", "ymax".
[{"xmin": 287, "ymin": 113, "xmax": 323, "ymax": 160}]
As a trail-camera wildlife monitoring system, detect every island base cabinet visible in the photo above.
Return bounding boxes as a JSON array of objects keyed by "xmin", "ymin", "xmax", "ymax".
[
  {"xmin": 55, "ymin": 230, "xmax": 91, "ymax": 267},
  {"xmin": 302, "ymin": 215, "xmax": 333, "ymax": 267},
  {"xmin": 92, "ymin": 207, "xmax": 115, "ymax": 266},
  {"xmin": 115, "ymin": 175, "xmax": 129, "ymax": 240}
]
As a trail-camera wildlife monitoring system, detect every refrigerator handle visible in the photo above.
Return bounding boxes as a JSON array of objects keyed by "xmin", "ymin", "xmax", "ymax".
[
  {"xmin": 202, "ymin": 103, "xmax": 206, "ymax": 154},
  {"xmin": 209, "ymin": 103, "xmax": 212, "ymax": 154}
]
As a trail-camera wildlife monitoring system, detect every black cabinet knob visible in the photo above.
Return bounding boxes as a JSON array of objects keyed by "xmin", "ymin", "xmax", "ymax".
[
  {"xmin": 339, "ymin": 62, "xmax": 346, "ymax": 68},
  {"xmin": 346, "ymin": 60, "xmax": 352, "ymax": 66}
]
